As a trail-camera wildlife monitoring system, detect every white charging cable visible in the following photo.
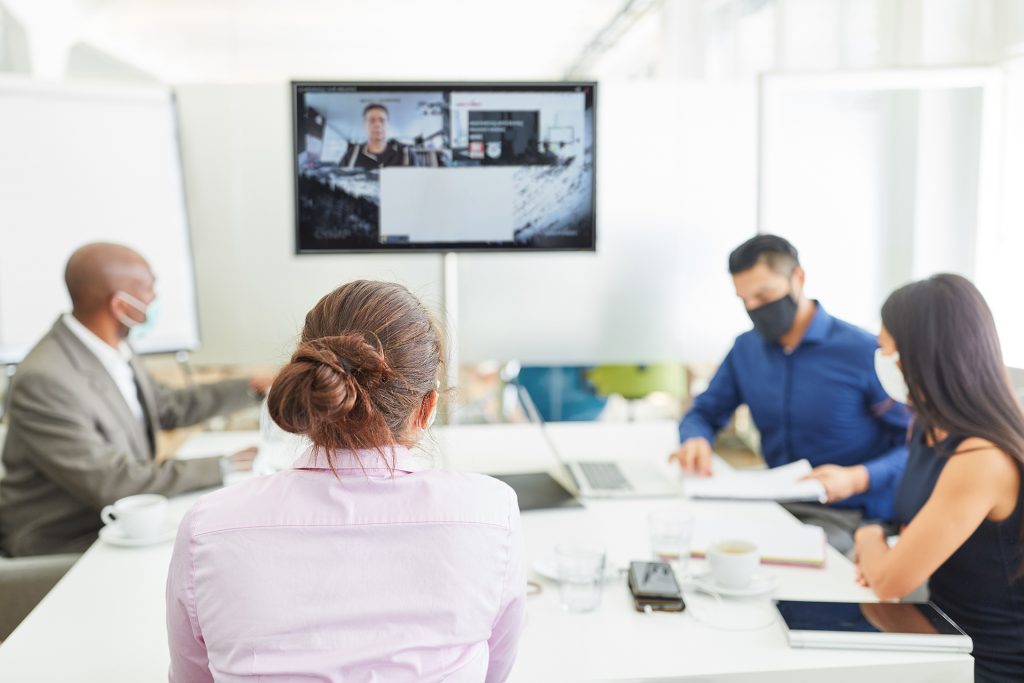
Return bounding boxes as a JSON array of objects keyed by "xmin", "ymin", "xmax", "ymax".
[{"xmin": 679, "ymin": 574, "xmax": 778, "ymax": 631}]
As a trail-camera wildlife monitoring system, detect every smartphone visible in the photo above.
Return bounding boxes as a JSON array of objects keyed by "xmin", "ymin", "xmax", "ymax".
[{"xmin": 628, "ymin": 560, "xmax": 685, "ymax": 612}]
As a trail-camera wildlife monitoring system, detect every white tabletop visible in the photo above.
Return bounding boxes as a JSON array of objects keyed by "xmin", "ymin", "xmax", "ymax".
[{"xmin": 0, "ymin": 421, "xmax": 972, "ymax": 682}]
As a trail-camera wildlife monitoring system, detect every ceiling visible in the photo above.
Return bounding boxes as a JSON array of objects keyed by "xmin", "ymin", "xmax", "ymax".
[{"xmin": 4, "ymin": 0, "xmax": 634, "ymax": 82}]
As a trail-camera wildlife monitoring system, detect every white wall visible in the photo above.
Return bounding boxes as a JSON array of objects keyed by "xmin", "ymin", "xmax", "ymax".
[
  {"xmin": 760, "ymin": 82, "xmax": 986, "ymax": 335},
  {"xmin": 457, "ymin": 82, "xmax": 755, "ymax": 364},
  {"xmin": 176, "ymin": 81, "xmax": 755, "ymax": 368},
  {"xmin": 176, "ymin": 84, "xmax": 445, "ymax": 367}
]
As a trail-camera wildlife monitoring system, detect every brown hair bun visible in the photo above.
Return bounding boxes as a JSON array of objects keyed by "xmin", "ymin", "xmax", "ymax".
[{"xmin": 266, "ymin": 280, "xmax": 444, "ymax": 460}]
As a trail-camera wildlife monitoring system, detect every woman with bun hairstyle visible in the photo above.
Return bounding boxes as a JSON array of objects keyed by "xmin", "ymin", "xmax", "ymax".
[
  {"xmin": 855, "ymin": 274, "xmax": 1024, "ymax": 682},
  {"xmin": 167, "ymin": 280, "xmax": 525, "ymax": 682}
]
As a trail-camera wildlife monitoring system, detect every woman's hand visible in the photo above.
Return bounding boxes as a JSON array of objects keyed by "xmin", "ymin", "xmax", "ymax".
[{"xmin": 853, "ymin": 524, "xmax": 886, "ymax": 589}]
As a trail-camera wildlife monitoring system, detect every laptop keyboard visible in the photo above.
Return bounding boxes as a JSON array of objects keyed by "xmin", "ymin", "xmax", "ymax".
[{"xmin": 578, "ymin": 461, "xmax": 634, "ymax": 491}]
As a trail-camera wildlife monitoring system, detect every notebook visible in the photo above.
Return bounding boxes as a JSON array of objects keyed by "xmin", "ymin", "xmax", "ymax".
[
  {"xmin": 690, "ymin": 518, "xmax": 828, "ymax": 567},
  {"xmin": 776, "ymin": 600, "xmax": 973, "ymax": 653},
  {"xmin": 684, "ymin": 459, "xmax": 827, "ymax": 504}
]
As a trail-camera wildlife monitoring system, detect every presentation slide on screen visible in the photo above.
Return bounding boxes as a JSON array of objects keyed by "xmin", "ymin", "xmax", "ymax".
[{"xmin": 294, "ymin": 85, "xmax": 594, "ymax": 251}]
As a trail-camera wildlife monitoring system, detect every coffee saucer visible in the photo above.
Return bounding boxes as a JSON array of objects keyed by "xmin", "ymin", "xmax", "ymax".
[
  {"xmin": 687, "ymin": 572, "xmax": 779, "ymax": 598},
  {"xmin": 99, "ymin": 521, "xmax": 177, "ymax": 547}
]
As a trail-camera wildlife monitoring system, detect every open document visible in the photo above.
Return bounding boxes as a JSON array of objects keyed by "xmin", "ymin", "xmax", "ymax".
[{"xmin": 684, "ymin": 459, "xmax": 828, "ymax": 504}]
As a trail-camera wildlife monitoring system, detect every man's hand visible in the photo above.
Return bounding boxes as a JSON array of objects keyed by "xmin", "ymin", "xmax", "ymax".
[
  {"xmin": 668, "ymin": 437, "xmax": 713, "ymax": 476},
  {"xmin": 248, "ymin": 373, "xmax": 277, "ymax": 399},
  {"xmin": 803, "ymin": 464, "xmax": 870, "ymax": 503}
]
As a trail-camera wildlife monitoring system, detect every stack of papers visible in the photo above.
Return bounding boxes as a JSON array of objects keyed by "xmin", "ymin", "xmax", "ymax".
[
  {"xmin": 691, "ymin": 518, "xmax": 828, "ymax": 567},
  {"xmin": 684, "ymin": 459, "xmax": 827, "ymax": 504}
]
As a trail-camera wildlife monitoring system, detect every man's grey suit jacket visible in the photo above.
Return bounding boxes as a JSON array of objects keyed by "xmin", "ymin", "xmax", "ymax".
[{"xmin": 0, "ymin": 317, "xmax": 255, "ymax": 556}]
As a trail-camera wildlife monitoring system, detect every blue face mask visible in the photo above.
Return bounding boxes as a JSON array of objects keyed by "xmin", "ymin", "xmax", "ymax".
[{"xmin": 114, "ymin": 291, "xmax": 160, "ymax": 342}]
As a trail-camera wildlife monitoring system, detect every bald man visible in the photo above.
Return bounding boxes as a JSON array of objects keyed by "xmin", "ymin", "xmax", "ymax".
[{"xmin": 0, "ymin": 243, "xmax": 272, "ymax": 556}]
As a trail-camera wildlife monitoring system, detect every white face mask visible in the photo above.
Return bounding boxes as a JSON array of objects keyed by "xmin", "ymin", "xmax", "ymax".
[
  {"xmin": 874, "ymin": 348, "xmax": 909, "ymax": 404},
  {"xmin": 113, "ymin": 290, "xmax": 160, "ymax": 342}
]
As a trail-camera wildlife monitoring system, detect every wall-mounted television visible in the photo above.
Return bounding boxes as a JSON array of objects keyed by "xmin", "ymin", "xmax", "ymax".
[{"xmin": 292, "ymin": 82, "xmax": 596, "ymax": 253}]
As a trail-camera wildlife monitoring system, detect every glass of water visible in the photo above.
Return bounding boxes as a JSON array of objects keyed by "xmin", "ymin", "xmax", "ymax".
[
  {"xmin": 556, "ymin": 545, "xmax": 606, "ymax": 613},
  {"xmin": 648, "ymin": 508, "xmax": 695, "ymax": 575}
]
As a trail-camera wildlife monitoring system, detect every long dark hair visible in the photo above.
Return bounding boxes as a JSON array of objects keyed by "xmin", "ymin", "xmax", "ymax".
[{"xmin": 882, "ymin": 274, "xmax": 1024, "ymax": 542}]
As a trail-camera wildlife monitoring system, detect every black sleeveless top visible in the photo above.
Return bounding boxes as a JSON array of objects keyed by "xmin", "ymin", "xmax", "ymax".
[{"xmin": 894, "ymin": 429, "xmax": 1024, "ymax": 682}]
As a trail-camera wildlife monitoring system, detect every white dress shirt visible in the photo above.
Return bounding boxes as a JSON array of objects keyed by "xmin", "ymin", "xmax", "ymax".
[{"xmin": 62, "ymin": 313, "xmax": 145, "ymax": 424}]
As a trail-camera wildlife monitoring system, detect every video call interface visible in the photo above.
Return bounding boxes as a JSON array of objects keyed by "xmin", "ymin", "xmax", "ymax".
[{"xmin": 293, "ymin": 83, "xmax": 596, "ymax": 252}]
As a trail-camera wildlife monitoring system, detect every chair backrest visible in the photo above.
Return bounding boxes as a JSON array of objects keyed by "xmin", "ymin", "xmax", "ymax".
[
  {"xmin": 515, "ymin": 366, "xmax": 607, "ymax": 422},
  {"xmin": 0, "ymin": 552, "xmax": 80, "ymax": 640},
  {"xmin": 585, "ymin": 364, "xmax": 687, "ymax": 401},
  {"xmin": 0, "ymin": 422, "xmax": 6, "ymax": 480}
]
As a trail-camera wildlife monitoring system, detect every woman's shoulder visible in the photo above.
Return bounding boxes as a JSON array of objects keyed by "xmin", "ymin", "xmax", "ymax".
[
  {"xmin": 944, "ymin": 437, "xmax": 1019, "ymax": 482},
  {"xmin": 418, "ymin": 470, "xmax": 521, "ymax": 523},
  {"xmin": 178, "ymin": 470, "xmax": 290, "ymax": 534},
  {"xmin": 425, "ymin": 469, "xmax": 518, "ymax": 500},
  {"xmin": 953, "ymin": 436, "xmax": 1013, "ymax": 459}
]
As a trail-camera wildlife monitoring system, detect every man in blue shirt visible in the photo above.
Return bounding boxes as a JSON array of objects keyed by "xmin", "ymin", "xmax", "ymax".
[{"xmin": 671, "ymin": 235, "xmax": 909, "ymax": 553}]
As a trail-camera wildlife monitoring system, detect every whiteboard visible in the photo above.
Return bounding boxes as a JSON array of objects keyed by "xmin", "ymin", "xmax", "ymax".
[{"xmin": 0, "ymin": 78, "xmax": 200, "ymax": 363}]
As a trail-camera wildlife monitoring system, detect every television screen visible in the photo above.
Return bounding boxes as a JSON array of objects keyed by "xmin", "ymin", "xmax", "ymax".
[{"xmin": 292, "ymin": 82, "xmax": 596, "ymax": 253}]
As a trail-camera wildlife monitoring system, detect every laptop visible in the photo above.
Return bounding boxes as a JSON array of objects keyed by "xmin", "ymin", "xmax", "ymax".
[
  {"xmin": 776, "ymin": 600, "xmax": 973, "ymax": 654},
  {"xmin": 518, "ymin": 385, "xmax": 680, "ymax": 499}
]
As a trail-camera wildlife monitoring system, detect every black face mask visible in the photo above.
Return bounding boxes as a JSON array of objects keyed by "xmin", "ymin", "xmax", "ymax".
[{"xmin": 747, "ymin": 293, "xmax": 798, "ymax": 342}]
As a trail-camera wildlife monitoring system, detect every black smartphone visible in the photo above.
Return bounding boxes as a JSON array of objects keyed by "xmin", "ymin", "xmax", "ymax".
[{"xmin": 628, "ymin": 560, "xmax": 685, "ymax": 612}]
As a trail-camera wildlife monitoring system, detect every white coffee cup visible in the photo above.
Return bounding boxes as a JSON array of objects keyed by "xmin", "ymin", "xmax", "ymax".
[
  {"xmin": 706, "ymin": 539, "xmax": 760, "ymax": 589},
  {"xmin": 100, "ymin": 494, "xmax": 168, "ymax": 540}
]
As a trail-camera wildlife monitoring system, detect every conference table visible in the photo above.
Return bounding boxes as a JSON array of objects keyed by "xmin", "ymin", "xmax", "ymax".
[{"xmin": 0, "ymin": 420, "xmax": 972, "ymax": 682}]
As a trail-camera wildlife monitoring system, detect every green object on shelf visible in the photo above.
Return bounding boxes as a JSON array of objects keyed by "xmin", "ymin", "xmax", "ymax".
[{"xmin": 584, "ymin": 364, "xmax": 687, "ymax": 401}]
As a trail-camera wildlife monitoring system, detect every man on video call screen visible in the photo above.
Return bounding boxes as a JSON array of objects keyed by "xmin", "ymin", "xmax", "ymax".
[{"xmin": 340, "ymin": 103, "xmax": 419, "ymax": 169}]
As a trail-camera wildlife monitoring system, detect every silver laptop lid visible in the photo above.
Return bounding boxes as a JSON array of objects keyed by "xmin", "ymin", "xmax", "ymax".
[{"xmin": 516, "ymin": 384, "xmax": 581, "ymax": 493}]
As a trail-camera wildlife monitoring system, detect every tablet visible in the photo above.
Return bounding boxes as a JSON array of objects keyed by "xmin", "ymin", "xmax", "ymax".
[
  {"xmin": 776, "ymin": 600, "xmax": 973, "ymax": 653},
  {"xmin": 490, "ymin": 472, "xmax": 582, "ymax": 511}
]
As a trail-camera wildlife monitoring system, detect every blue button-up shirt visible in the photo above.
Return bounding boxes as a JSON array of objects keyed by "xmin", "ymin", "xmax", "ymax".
[{"xmin": 679, "ymin": 303, "xmax": 910, "ymax": 520}]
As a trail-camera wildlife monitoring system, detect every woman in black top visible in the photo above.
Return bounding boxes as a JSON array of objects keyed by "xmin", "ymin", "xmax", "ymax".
[{"xmin": 854, "ymin": 274, "xmax": 1024, "ymax": 682}]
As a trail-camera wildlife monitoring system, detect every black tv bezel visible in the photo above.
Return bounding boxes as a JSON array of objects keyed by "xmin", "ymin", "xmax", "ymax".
[{"xmin": 291, "ymin": 80, "xmax": 597, "ymax": 255}]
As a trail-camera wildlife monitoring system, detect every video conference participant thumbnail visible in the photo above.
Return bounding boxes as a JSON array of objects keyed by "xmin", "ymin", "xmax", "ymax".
[
  {"xmin": 298, "ymin": 91, "xmax": 449, "ymax": 169},
  {"xmin": 341, "ymin": 103, "xmax": 420, "ymax": 169}
]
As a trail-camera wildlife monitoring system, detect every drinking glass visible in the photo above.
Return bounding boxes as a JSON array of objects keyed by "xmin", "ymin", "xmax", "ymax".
[
  {"xmin": 648, "ymin": 508, "xmax": 695, "ymax": 576},
  {"xmin": 556, "ymin": 545, "xmax": 606, "ymax": 613}
]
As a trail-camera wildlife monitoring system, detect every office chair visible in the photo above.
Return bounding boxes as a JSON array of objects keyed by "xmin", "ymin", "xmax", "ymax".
[
  {"xmin": 584, "ymin": 364, "xmax": 687, "ymax": 421},
  {"xmin": 0, "ymin": 553, "xmax": 80, "ymax": 641},
  {"xmin": 0, "ymin": 423, "xmax": 81, "ymax": 641}
]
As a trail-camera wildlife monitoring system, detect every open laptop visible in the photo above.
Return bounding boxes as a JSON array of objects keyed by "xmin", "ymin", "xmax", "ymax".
[{"xmin": 518, "ymin": 385, "xmax": 680, "ymax": 499}]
